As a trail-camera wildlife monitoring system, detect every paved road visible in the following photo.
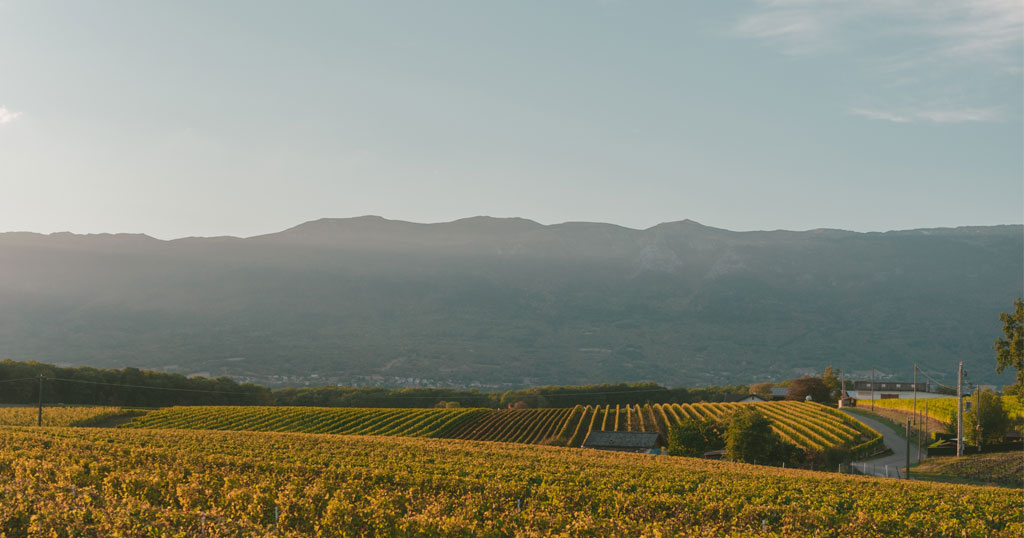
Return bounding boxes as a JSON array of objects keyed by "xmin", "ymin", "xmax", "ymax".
[{"xmin": 841, "ymin": 409, "xmax": 921, "ymax": 478}]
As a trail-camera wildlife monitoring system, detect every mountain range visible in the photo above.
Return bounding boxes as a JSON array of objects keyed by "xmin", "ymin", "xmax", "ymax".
[{"xmin": 0, "ymin": 216, "xmax": 1020, "ymax": 388}]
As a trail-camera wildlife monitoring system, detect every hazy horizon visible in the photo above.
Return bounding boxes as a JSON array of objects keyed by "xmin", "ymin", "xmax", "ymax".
[
  {"xmin": 1, "ymin": 214, "xmax": 1022, "ymax": 241},
  {"xmin": 1, "ymin": 1, "xmax": 1021, "ymax": 240}
]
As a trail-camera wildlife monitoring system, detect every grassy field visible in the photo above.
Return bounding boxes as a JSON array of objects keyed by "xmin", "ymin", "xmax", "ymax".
[
  {"xmin": 845, "ymin": 406, "xmax": 945, "ymax": 447},
  {"xmin": 911, "ymin": 452, "xmax": 1024, "ymax": 489},
  {"xmin": 0, "ymin": 426, "xmax": 1019, "ymax": 537},
  {"xmin": 872, "ymin": 396, "xmax": 1024, "ymax": 423},
  {"xmin": 126, "ymin": 401, "xmax": 880, "ymax": 454}
]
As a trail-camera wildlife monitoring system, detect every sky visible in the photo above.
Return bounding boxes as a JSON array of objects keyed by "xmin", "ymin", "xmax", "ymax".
[{"xmin": 0, "ymin": 0, "xmax": 1021, "ymax": 239}]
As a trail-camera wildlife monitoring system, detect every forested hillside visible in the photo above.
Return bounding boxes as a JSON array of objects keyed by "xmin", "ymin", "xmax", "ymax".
[{"xmin": 0, "ymin": 217, "xmax": 1019, "ymax": 387}]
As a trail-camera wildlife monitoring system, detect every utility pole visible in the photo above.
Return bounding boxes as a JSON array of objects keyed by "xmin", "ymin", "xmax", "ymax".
[
  {"xmin": 913, "ymin": 364, "xmax": 918, "ymax": 425},
  {"xmin": 905, "ymin": 418, "xmax": 911, "ymax": 480},
  {"xmin": 840, "ymin": 368, "xmax": 846, "ymax": 406},
  {"xmin": 870, "ymin": 368, "xmax": 875, "ymax": 411},
  {"xmin": 921, "ymin": 416, "xmax": 929, "ymax": 461},
  {"xmin": 956, "ymin": 361, "xmax": 964, "ymax": 457},
  {"xmin": 975, "ymin": 386, "xmax": 982, "ymax": 453},
  {"xmin": 37, "ymin": 375, "xmax": 43, "ymax": 426},
  {"xmin": 923, "ymin": 399, "xmax": 929, "ymax": 458}
]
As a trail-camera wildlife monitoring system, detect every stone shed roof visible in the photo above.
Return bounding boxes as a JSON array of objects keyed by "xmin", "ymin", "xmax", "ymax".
[{"xmin": 581, "ymin": 431, "xmax": 664, "ymax": 450}]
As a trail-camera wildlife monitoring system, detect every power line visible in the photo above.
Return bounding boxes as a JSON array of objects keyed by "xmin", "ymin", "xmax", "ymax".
[
  {"xmin": 0, "ymin": 377, "xmax": 41, "ymax": 385},
  {"xmin": 277, "ymin": 384, "xmax": 704, "ymax": 399},
  {"xmin": 45, "ymin": 377, "xmax": 260, "ymax": 396},
  {"xmin": 916, "ymin": 369, "xmax": 956, "ymax": 391},
  {"xmin": 1, "ymin": 375, "xmax": 720, "ymax": 400}
]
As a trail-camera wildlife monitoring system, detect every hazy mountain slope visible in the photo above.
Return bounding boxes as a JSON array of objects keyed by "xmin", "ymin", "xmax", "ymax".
[{"xmin": 0, "ymin": 218, "xmax": 1019, "ymax": 388}]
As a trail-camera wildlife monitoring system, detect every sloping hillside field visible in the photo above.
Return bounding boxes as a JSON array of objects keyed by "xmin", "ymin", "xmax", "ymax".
[
  {"xmin": 873, "ymin": 395, "xmax": 1024, "ymax": 422},
  {"xmin": 126, "ymin": 405, "xmax": 483, "ymax": 437},
  {"xmin": 127, "ymin": 401, "xmax": 881, "ymax": 454},
  {"xmin": 0, "ymin": 427, "xmax": 1018, "ymax": 537},
  {"xmin": 0, "ymin": 406, "xmax": 128, "ymax": 427}
]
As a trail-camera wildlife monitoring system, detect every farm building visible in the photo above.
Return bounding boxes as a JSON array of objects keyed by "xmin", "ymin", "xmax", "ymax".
[
  {"xmin": 845, "ymin": 390, "xmax": 947, "ymax": 401},
  {"xmin": 581, "ymin": 431, "xmax": 664, "ymax": 454},
  {"xmin": 722, "ymin": 393, "xmax": 769, "ymax": 403},
  {"xmin": 851, "ymin": 380, "xmax": 928, "ymax": 392},
  {"xmin": 838, "ymin": 392, "xmax": 856, "ymax": 408}
]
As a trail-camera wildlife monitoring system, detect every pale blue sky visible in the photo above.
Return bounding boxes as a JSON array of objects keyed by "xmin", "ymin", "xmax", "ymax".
[{"xmin": 0, "ymin": 1, "xmax": 1021, "ymax": 239}]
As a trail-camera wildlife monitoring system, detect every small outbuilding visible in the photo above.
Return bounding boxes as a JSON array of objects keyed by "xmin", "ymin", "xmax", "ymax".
[
  {"xmin": 703, "ymin": 449, "xmax": 726, "ymax": 460},
  {"xmin": 838, "ymin": 391, "xmax": 856, "ymax": 408},
  {"xmin": 581, "ymin": 431, "xmax": 665, "ymax": 454},
  {"xmin": 721, "ymin": 393, "xmax": 768, "ymax": 403}
]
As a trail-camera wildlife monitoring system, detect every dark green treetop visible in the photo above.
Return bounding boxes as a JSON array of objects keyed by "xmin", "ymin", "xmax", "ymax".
[{"xmin": 994, "ymin": 297, "xmax": 1023, "ymax": 396}]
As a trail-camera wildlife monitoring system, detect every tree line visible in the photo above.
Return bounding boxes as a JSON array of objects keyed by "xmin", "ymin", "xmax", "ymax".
[
  {"xmin": 0, "ymin": 361, "xmax": 749, "ymax": 409},
  {"xmin": 0, "ymin": 360, "xmax": 272, "ymax": 407},
  {"xmin": 230, "ymin": 382, "xmax": 752, "ymax": 408}
]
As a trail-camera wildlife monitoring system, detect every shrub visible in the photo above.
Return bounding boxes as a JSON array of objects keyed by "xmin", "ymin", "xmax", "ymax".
[
  {"xmin": 725, "ymin": 407, "xmax": 776, "ymax": 464},
  {"xmin": 667, "ymin": 418, "xmax": 724, "ymax": 457}
]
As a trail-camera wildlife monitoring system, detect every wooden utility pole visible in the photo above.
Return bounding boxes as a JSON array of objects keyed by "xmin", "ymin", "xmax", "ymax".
[
  {"xmin": 905, "ymin": 418, "xmax": 911, "ymax": 480},
  {"xmin": 36, "ymin": 375, "xmax": 43, "ymax": 426},
  {"xmin": 975, "ymin": 386, "xmax": 982, "ymax": 453},
  {"xmin": 914, "ymin": 363, "xmax": 920, "ymax": 461},
  {"xmin": 840, "ymin": 368, "xmax": 846, "ymax": 406},
  {"xmin": 870, "ymin": 368, "xmax": 875, "ymax": 411},
  {"xmin": 913, "ymin": 364, "xmax": 918, "ymax": 424},
  {"xmin": 956, "ymin": 361, "xmax": 964, "ymax": 457},
  {"xmin": 921, "ymin": 416, "xmax": 929, "ymax": 461},
  {"xmin": 924, "ymin": 399, "xmax": 929, "ymax": 457}
]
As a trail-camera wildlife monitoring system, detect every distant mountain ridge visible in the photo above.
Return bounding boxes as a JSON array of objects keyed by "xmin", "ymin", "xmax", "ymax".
[{"xmin": 0, "ymin": 217, "xmax": 1020, "ymax": 388}]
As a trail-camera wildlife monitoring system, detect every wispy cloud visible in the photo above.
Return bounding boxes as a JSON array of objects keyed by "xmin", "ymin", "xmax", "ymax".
[
  {"xmin": 0, "ymin": 106, "xmax": 21, "ymax": 124},
  {"xmin": 732, "ymin": 3, "xmax": 843, "ymax": 55},
  {"xmin": 733, "ymin": 1, "xmax": 1022, "ymax": 122},
  {"xmin": 851, "ymin": 106, "xmax": 1000, "ymax": 124},
  {"xmin": 733, "ymin": 10, "xmax": 830, "ymax": 55},
  {"xmin": 850, "ymin": 108, "xmax": 912, "ymax": 123},
  {"xmin": 734, "ymin": 0, "xmax": 1023, "ymax": 61},
  {"xmin": 914, "ymin": 107, "xmax": 1000, "ymax": 123}
]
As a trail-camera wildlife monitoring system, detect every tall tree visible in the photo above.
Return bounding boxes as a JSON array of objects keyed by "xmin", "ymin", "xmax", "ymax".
[
  {"xmin": 821, "ymin": 366, "xmax": 841, "ymax": 401},
  {"xmin": 961, "ymin": 389, "xmax": 1011, "ymax": 445},
  {"xmin": 994, "ymin": 297, "xmax": 1024, "ymax": 397},
  {"xmin": 749, "ymin": 383, "xmax": 772, "ymax": 399},
  {"xmin": 724, "ymin": 407, "xmax": 777, "ymax": 464},
  {"xmin": 786, "ymin": 376, "xmax": 831, "ymax": 403}
]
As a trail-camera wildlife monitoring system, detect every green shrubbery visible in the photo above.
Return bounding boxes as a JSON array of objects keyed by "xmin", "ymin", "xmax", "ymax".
[
  {"xmin": 667, "ymin": 418, "xmax": 725, "ymax": 457},
  {"xmin": 667, "ymin": 407, "xmax": 822, "ymax": 467}
]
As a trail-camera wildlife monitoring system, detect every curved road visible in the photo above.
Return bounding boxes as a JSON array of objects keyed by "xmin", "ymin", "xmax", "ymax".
[{"xmin": 841, "ymin": 409, "xmax": 921, "ymax": 478}]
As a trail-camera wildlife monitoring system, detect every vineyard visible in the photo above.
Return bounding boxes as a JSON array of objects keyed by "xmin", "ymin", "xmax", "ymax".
[
  {"xmin": 872, "ymin": 396, "xmax": 1024, "ymax": 423},
  {"xmin": 127, "ymin": 405, "xmax": 486, "ymax": 437},
  {"xmin": 0, "ymin": 426, "xmax": 1018, "ymax": 537},
  {"xmin": 446, "ymin": 401, "xmax": 881, "ymax": 455},
  {"xmin": 125, "ymin": 401, "xmax": 880, "ymax": 454},
  {"xmin": 0, "ymin": 406, "xmax": 130, "ymax": 427}
]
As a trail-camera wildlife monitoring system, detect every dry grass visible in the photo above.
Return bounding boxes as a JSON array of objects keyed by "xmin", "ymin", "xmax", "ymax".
[
  {"xmin": 854, "ymin": 405, "xmax": 948, "ymax": 444},
  {"xmin": 912, "ymin": 451, "xmax": 1024, "ymax": 489}
]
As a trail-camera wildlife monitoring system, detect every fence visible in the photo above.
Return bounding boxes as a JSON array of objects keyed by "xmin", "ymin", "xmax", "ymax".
[{"xmin": 927, "ymin": 439, "xmax": 1023, "ymax": 457}]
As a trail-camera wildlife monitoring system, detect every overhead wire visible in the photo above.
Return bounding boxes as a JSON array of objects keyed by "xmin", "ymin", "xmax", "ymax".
[
  {"xmin": 44, "ymin": 377, "xmax": 261, "ymax": 395},
  {"xmin": 0, "ymin": 377, "xmax": 41, "ymax": 385},
  {"xmin": 0, "ymin": 376, "xmax": 711, "ymax": 400}
]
